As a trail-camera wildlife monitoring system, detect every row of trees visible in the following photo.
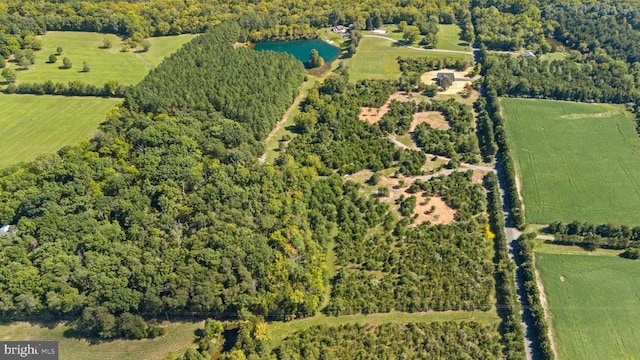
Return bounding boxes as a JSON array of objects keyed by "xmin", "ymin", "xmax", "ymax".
[
  {"xmin": 483, "ymin": 172, "xmax": 526, "ymax": 360},
  {"xmin": 515, "ymin": 233, "xmax": 555, "ymax": 359},
  {"xmin": 480, "ymin": 75, "xmax": 526, "ymax": 229},
  {"xmin": 3, "ymin": 80, "xmax": 128, "ymax": 97},
  {"xmin": 1, "ymin": 0, "xmax": 472, "ymax": 41},
  {"xmin": 546, "ymin": 221, "xmax": 640, "ymax": 250}
]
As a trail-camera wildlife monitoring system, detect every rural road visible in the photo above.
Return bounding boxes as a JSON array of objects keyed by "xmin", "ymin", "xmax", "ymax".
[
  {"xmin": 388, "ymin": 135, "xmax": 496, "ymax": 173},
  {"xmin": 362, "ymin": 35, "xmax": 475, "ymax": 55},
  {"xmin": 497, "ymin": 169, "xmax": 537, "ymax": 360}
]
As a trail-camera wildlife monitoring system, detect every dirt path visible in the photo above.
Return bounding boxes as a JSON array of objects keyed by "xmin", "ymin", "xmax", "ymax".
[
  {"xmin": 259, "ymin": 90, "xmax": 306, "ymax": 163},
  {"xmin": 362, "ymin": 35, "xmax": 474, "ymax": 55},
  {"xmin": 533, "ymin": 253, "xmax": 560, "ymax": 358}
]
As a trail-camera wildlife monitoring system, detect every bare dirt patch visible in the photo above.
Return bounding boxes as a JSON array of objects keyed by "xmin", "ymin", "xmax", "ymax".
[
  {"xmin": 358, "ymin": 91, "xmax": 419, "ymax": 124},
  {"xmin": 410, "ymin": 111, "xmax": 449, "ymax": 131},
  {"xmin": 471, "ymin": 170, "xmax": 484, "ymax": 184},
  {"xmin": 420, "ymin": 67, "xmax": 474, "ymax": 96},
  {"xmin": 411, "ymin": 194, "xmax": 456, "ymax": 226}
]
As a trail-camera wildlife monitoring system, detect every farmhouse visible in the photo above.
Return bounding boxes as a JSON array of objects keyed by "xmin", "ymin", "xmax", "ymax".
[
  {"xmin": 437, "ymin": 72, "xmax": 455, "ymax": 85},
  {"xmin": 372, "ymin": 29, "xmax": 387, "ymax": 35},
  {"xmin": 522, "ymin": 50, "xmax": 536, "ymax": 58},
  {"xmin": 331, "ymin": 25, "xmax": 352, "ymax": 37}
]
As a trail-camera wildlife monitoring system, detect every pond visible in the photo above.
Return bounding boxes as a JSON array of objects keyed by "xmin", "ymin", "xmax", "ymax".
[{"xmin": 254, "ymin": 39, "xmax": 341, "ymax": 67}]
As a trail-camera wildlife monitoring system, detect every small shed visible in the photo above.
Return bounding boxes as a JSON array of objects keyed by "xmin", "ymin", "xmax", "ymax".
[
  {"xmin": 437, "ymin": 72, "xmax": 455, "ymax": 85},
  {"xmin": 372, "ymin": 29, "xmax": 387, "ymax": 35},
  {"xmin": 522, "ymin": 50, "xmax": 536, "ymax": 58},
  {"xmin": 0, "ymin": 225, "xmax": 10, "ymax": 234}
]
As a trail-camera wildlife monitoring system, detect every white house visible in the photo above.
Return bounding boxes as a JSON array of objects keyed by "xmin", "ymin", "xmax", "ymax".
[{"xmin": 372, "ymin": 29, "xmax": 387, "ymax": 35}]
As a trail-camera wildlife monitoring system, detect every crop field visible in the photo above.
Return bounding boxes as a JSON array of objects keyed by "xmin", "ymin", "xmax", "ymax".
[
  {"xmin": 0, "ymin": 94, "xmax": 121, "ymax": 167},
  {"xmin": 536, "ymin": 252, "xmax": 640, "ymax": 360},
  {"xmin": 501, "ymin": 98, "xmax": 640, "ymax": 225},
  {"xmin": 0, "ymin": 321, "xmax": 202, "ymax": 360},
  {"xmin": 6, "ymin": 32, "xmax": 195, "ymax": 86},
  {"xmin": 348, "ymin": 37, "xmax": 471, "ymax": 82}
]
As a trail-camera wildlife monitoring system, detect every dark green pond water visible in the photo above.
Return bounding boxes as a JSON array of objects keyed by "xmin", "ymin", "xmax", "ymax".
[{"xmin": 254, "ymin": 39, "xmax": 341, "ymax": 67}]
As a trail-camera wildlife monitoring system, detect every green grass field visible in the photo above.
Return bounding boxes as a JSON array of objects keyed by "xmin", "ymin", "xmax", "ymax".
[
  {"xmin": 501, "ymin": 98, "xmax": 640, "ymax": 225},
  {"xmin": 0, "ymin": 94, "xmax": 121, "ymax": 167},
  {"xmin": 6, "ymin": 32, "xmax": 195, "ymax": 86},
  {"xmin": 0, "ymin": 321, "xmax": 202, "ymax": 360},
  {"xmin": 347, "ymin": 37, "xmax": 471, "ymax": 82},
  {"xmin": 437, "ymin": 24, "xmax": 470, "ymax": 51},
  {"xmin": 536, "ymin": 252, "xmax": 640, "ymax": 360}
]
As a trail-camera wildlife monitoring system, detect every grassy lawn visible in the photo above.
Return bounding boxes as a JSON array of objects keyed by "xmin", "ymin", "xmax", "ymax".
[
  {"xmin": 347, "ymin": 37, "xmax": 471, "ymax": 82},
  {"xmin": 437, "ymin": 24, "xmax": 470, "ymax": 51},
  {"xmin": 539, "ymin": 52, "xmax": 569, "ymax": 61},
  {"xmin": 6, "ymin": 32, "xmax": 195, "ymax": 86},
  {"xmin": 535, "ymin": 252, "xmax": 640, "ymax": 360},
  {"xmin": 0, "ymin": 94, "xmax": 121, "ymax": 167},
  {"xmin": 0, "ymin": 321, "xmax": 202, "ymax": 360},
  {"xmin": 267, "ymin": 310, "xmax": 499, "ymax": 348},
  {"xmin": 501, "ymin": 98, "xmax": 640, "ymax": 225}
]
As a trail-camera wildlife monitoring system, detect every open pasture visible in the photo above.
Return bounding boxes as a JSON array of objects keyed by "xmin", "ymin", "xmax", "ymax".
[
  {"xmin": 536, "ymin": 252, "xmax": 640, "ymax": 360},
  {"xmin": 6, "ymin": 32, "xmax": 194, "ymax": 86},
  {"xmin": 0, "ymin": 94, "xmax": 121, "ymax": 167},
  {"xmin": 501, "ymin": 98, "xmax": 640, "ymax": 225},
  {"xmin": 0, "ymin": 321, "xmax": 202, "ymax": 360},
  {"xmin": 347, "ymin": 37, "xmax": 471, "ymax": 82}
]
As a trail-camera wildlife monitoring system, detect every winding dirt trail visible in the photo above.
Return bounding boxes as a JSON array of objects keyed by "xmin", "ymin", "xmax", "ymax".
[{"xmin": 259, "ymin": 90, "xmax": 306, "ymax": 163}]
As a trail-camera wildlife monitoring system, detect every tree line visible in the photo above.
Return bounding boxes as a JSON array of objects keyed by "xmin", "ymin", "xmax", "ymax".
[
  {"xmin": 546, "ymin": 221, "xmax": 640, "ymax": 250},
  {"xmin": 484, "ymin": 172, "xmax": 526, "ymax": 360},
  {"xmin": 515, "ymin": 233, "xmax": 555, "ymax": 360},
  {"xmin": 3, "ymin": 80, "xmax": 129, "ymax": 97}
]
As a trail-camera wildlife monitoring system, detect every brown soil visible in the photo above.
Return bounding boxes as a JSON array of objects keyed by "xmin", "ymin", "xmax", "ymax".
[
  {"xmin": 471, "ymin": 170, "xmax": 485, "ymax": 184},
  {"xmin": 410, "ymin": 111, "xmax": 450, "ymax": 131},
  {"xmin": 420, "ymin": 67, "xmax": 474, "ymax": 95},
  {"xmin": 411, "ymin": 193, "xmax": 456, "ymax": 226},
  {"xmin": 358, "ymin": 91, "xmax": 419, "ymax": 124}
]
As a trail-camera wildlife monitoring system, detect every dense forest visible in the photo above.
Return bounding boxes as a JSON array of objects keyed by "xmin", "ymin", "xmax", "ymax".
[{"xmin": 0, "ymin": 22, "xmax": 324, "ymax": 339}]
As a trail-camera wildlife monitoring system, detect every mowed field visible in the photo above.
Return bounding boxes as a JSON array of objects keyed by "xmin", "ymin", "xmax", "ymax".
[
  {"xmin": 0, "ymin": 321, "xmax": 202, "ymax": 360},
  {"xmin": 501, "ymin": 98, "xmax": 640, "ymax": 225},
  {"xmin": 347, "ymin": 37, "xmax": 471, "ymax": 82},
  {"xmin": 6, "ymin": 32, "xmax": 195, "ymax": 86},
  {"xmin": 536, "ymin": 252, "xmax": 640, "ymax": 360},
  {"xmin": 0, "ymin": 94, "xmax": 121, "ymax": 167}
]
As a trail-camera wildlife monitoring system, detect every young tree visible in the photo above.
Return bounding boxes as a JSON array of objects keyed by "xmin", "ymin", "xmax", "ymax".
[
  {"xmin": 62, "ymin": 57, "xmax": 72, "ymax": 69},
  {"xmin": 140, "ymin": 39, "xmax": 151, "ymax": 52},
  {"xmin": 1, "ymin": 68, "xmax": 16, "ymax": 83},
  {"xmin": 397, "ymin": 21, "xmax": 408, "ymax": 33},
  {"xmin": 102, "ymin": 38, "xmax": 112, "ymax": 49},
  {"xmin": 82, "ymin": 62, "xmax": 90, "ymax": 72},
  {"xmin": 56, "ymin": 46, "xmax": 63, "ymax": 55},
  {"xmin": 308, "ymin": 49, "xmax": 324, "ymax": 68},
  {"xmin": 0, "ymin": 57, "xmax": 4, "ymax": 68},
  {"xmin": 403, "ymin": 26, "xmax": 420, "ymax": 44},
  {"xmin": 48, "ymin": 54, "xmax": 57, "ymax": 63}
]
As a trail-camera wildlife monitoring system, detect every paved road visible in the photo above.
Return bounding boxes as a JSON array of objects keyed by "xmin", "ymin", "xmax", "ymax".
[
  {"xmin": 362, "ymin": 35, "xmax": 475, "ymax": 55},
  {"xmin": 497, "ymin": 171, "xmax": 536, "ymax": 360}
]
